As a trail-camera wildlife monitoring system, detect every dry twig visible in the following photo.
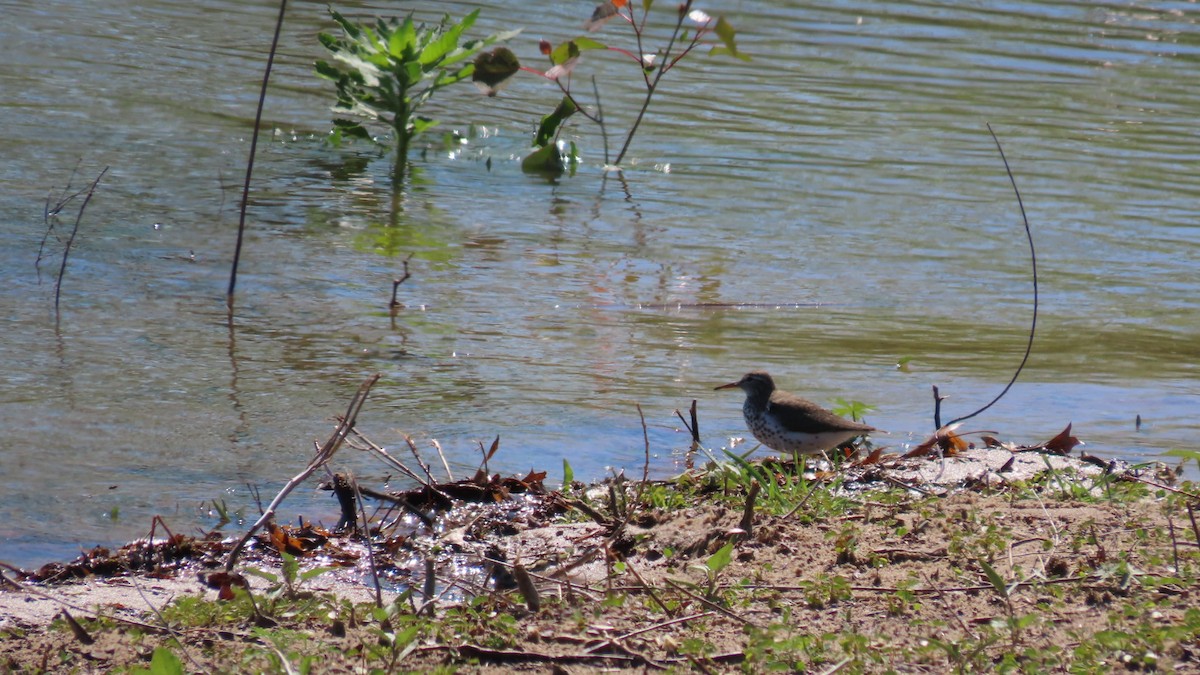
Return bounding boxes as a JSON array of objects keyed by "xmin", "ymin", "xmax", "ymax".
[{"xmin": 224, "ymin": 373, "xmax": 380, "ymax": 572}]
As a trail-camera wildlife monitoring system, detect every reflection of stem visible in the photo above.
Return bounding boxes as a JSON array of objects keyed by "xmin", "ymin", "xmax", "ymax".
[
  {"xmin": 225, "ymin": 303, "xmax": 247, "ymax": 458},
  {"xmin": 393, "ymin": 99, "xmax": 411, "ymax": 186}
]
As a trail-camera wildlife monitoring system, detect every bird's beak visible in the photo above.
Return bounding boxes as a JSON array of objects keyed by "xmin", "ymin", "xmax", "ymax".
[{"xmin": 714, "ymin": 380, "xmax": 740, "ymax": 391}]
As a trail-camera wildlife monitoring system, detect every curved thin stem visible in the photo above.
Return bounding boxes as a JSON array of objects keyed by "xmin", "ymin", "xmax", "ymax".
[{"xmin": 947, "ymin": 123, "xmax": 1038, "ymax": 427}]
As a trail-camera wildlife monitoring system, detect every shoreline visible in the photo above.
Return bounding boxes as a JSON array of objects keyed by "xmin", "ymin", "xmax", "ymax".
[{"xmin": 3, "ymin": 445, "xmax": 1196, "ymax": 672}]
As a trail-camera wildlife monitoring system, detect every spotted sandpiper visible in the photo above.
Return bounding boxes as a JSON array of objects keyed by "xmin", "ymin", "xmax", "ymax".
[{"xmin": 715, "ymin": 370, "xmax": 875, "ymax": 458}]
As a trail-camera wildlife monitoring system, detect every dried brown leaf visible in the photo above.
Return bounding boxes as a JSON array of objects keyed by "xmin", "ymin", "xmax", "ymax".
[
  {"xmin": 904, "ymin": 425, "xmax": 967, "ymax": 458},
  {"xmin": 485, "ymin": 435, "xmax": 502, "ymax": 463},
  {"xmin": 201, "ymin": 571, "xmax": 247, "ymax": 601},
  {"xmin": 1042, "ymin": 423, "xmax": 1080, "ymax": 455},
  {"xmin": 856, "ymin": 447, "xmax": 885, "ymax": 466},
  {"xmin": 903, "ymin": 433, "xmax": 939, "ymax": 459}
]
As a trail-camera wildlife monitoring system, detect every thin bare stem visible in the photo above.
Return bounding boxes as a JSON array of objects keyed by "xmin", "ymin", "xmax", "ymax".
[
  {"xmin": 946, "ymin": 124, "xmax": 1038, "ymax": 427},
  {"xmin": 630, "ymin": 403, "xmax": 651, "ymax": 514},
  {"xmin": 345, "ymin": 428, "xmax": 427, "ymax": 486},
  {"xmin": 431, "ymin": 439, "xmax": 454, "ymax": 481},
  {"xmin": 592, "ymin": 76, "xmax": 610, "ymax": 164},
  {"xmin": 347, "ymin": 473, "xmax": 384, "ymax": 609},
  {"xmin": 1188, "ymin": 503, "xmax": 1200, "ymax": 549},
  {"xmin": 405, "ymin": 435, "xmax": 439, "ymax": 485},
  {"xmin": 613, "ymin": 1, "xmax": 694, "ymax": 165},
  {"xmin": 37, "ymin": 158, "xmax": 84, "ymax": 281},
  {"xmin": 664, "ymin": 579, "xmax": 756, "ymax": 628},
  {"xmin": 1168, "ymin": 512, "xmax": 1180, "ymax": 575},
  {"xmin": 54, "ymin": 166, "xmax": 108, "ymax": 315},
  {"xmin": 228, "ymin": 0, "xmax": 287, "ymax": 307},
  {"xmin": 389, "ymin": 252, "xmax": 414, "ymax": 311}
]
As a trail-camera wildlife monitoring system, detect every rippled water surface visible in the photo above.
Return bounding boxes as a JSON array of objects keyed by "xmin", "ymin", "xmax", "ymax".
[{"xmin": 1, "ymin": 0, "xmax": 1197, "ymax": 568}]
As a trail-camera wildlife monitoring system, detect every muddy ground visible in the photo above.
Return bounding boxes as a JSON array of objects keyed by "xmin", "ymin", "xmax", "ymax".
[{"xmin": 2, "ymin": 447, "xmax": 1198, "ymax": 673}]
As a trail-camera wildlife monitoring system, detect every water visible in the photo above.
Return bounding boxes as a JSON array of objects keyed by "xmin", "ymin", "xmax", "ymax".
[{"xmin": 1, "ymin": 0, "xmax": 1196, "ymax": 569}]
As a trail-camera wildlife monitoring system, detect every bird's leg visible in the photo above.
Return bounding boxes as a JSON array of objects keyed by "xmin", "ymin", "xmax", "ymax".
[{"xmin": 818, "ymin": 449, "xmax": 836, "ymax": 473}]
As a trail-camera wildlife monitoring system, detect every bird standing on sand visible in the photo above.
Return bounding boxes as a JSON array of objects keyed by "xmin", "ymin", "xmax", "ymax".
[{"xmin": 715, "ymin": 370, "xmax": 875, "ymax": 457}]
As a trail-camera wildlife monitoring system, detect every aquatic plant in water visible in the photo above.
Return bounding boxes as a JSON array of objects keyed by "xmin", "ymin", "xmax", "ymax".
[
  {"xmin": 315, "ymin": 9, "xmax": 518, "ymax": 183},
  {"xmin": 512, "ymin": 0, "xmax": 750, "ymax": 173}
]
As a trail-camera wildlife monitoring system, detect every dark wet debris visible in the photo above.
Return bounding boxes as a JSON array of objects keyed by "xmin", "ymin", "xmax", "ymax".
[{"xmin": 10, "ymin": 469, "xmax": 564, "ymax": 588}]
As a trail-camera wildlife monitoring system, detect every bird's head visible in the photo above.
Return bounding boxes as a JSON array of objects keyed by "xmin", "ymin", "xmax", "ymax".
[{"xmin": 715, "ymin": 370, "xmax": 776, "ymax": 399}]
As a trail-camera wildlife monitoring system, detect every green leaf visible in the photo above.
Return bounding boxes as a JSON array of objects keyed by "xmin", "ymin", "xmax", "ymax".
[
  {"xmin": 562, "ymin": 458, "xmax": 574, "ymax": 488},
  {"xmin": 434, "ymin": 64, "xmax": 476, "ymax": 88},
  {"xmin": 332, "ymin": 52, "xmax": 382, "ymax": 87},
  {"xmin": 483, "ymin": 28, "xmax": 524, "ymax": 47},
  {"xmin": 243, "ymin": 567, "xmax": 279, "ymax": 584},
  {"xmin": 831, "ymin": 398, "xmax": 875, "ymax": 423},
  {"xmin": 706, "ymin": 542, "xmax": 735, "ymax": 574},
  {"xmin": 978, "ymin": 559, "xmax": 1008, "ymax": 599},
  {"xmin": 418, "ymin": 11, "xmax": 477, "ymax": 67},
  {"xmin": 521, "ymin": 143, "xmax": 565, "ymax": 175},
  {"xmin": 333, "ymin": 118, "xmax": 372, "ymax": 141},
  {"xmin": 1165, "ymin": 449, "xmax": 1200, "ymax": 462},
  {"xmin": 330, "ymin": 10, "xmax": 360, "ymax": 40},
  {"xmin": 457, "ymin": 8, "xmax": 480, "ymax": 35},
  {"xmin": 147, "ymin": 646, "xmax": 184, "ymax": 675},
  {"xmin": 722, "ymin": 448, "xmax": 769, "ymax": 487},
  {"xmin": 314, "ymin": 59, "xmax": 343, "ymax": 81},
  {"xmin": 533, "ymin": 96, "xmax": 578, "ymax": 147},
  {"xmin": 410, "ymin": 116, "xmax": 439, "ymax": 137},
  {"xmin": 399, "ymin": 15, "xmax": 417, "ymax": 50},
  {"xmin": 281, "ymin": 551, "xmax": 299, "ymax": 585},
  {"xmin": 300, "ymin": 566, "xmax": 335, "ymax": 582},
  {"xmin": 420, "ymin": 27, "xmax": 461, "ymax": 66},
  {"xmin": 572, "ymin": 36, "xmax": 608, "ymax": 51},
  {"xmin": 550, "ymin": 40, "xmax": 582, "ymax": 66},
  {"xmin": 602, "ymin": 592, "xmax": 627, "ymax": 608},
  {"xmin": 711, "ymin": 17, "xmax": 751, "ymax": 61},
  {"xmin": 388, "ymin": 16, "xmax": 416, "ymax": 58}
]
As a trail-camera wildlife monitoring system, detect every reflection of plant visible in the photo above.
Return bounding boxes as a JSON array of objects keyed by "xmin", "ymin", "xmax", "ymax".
[
  {"xmin": 315, "ymin": 9, "xmax": 517, "ymax": 183},
  {"xmin": 509, "ymin": 0, "xmax": 748, "ymax": 172}
]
